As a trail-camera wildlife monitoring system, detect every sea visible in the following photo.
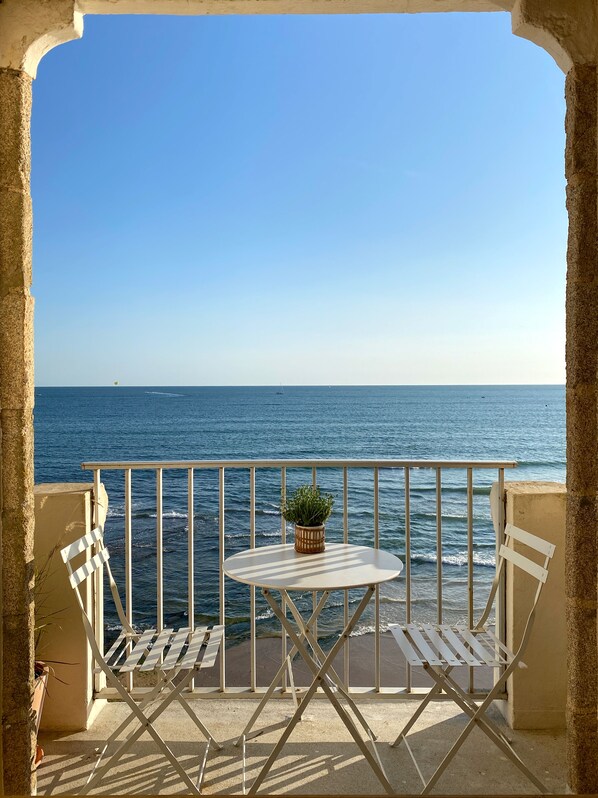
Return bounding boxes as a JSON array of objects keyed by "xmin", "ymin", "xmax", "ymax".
[{"xmin": 34, "ymin": 385, "xmax": 565, "ymax": 647}]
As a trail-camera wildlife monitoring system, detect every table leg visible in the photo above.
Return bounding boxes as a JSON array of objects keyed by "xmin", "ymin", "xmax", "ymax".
[
  {"xmin": 235, "ymin": 590, "xmax": 331, "ymax": 746},
  {"xmin": 248, "ymin": 587, "xmax": 394, "ymax": 796},
  {"xmin": 282, "ymin": 589, "xmax": 379, "ymax": 742}
]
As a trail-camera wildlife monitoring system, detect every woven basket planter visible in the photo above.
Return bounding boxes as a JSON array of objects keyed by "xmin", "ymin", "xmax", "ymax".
[{"xmin": 294, "ymin": 524, "xmax": 325, "ymax": 554}]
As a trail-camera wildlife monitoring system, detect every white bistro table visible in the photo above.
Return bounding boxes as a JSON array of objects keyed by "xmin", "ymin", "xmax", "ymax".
[{"xmin": 223, "ymin": 542, "xmax": 403, "ymax": 795}]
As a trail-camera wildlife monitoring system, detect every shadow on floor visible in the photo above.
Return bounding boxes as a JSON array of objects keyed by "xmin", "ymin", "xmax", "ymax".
[{"xmin": 37, "ymin": 699, "xmax": 565, "ymax": 795}]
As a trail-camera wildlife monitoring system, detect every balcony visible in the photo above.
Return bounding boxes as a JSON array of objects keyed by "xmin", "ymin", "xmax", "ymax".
[{"xmin": 33, "ymin": 459, "xmax": 567, "ymax": 794}]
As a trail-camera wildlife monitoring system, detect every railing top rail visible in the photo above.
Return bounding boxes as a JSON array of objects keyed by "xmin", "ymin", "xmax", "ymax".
[{"xmin": 82, "ymin": 458, "xmax": 517, "ymax": 471}]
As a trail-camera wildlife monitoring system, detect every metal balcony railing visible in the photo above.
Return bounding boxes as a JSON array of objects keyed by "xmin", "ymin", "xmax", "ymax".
[{"xmin": 81, "ymin": 459, "xmax": 515, "ymax": 699}]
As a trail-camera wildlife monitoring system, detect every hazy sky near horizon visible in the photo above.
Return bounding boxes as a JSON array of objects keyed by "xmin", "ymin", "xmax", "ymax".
[{"xmin": 33, "ymin": 11, "xmax": 566, "ymax": 386}]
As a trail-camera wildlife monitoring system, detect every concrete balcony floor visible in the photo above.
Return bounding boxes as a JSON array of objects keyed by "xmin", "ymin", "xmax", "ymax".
[{"xmin": 37, "ymin": 699, "xmax": 566, "ymax": 795}]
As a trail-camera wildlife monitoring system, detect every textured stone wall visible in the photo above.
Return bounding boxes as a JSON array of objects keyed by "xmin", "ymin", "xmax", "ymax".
[
  {"xmin": 79, "ymin": 0, "xmax": 510, "ymax": 16},
  {"xmin": 565, "ymin": 62, "xmax": 598, "ymax": 795},
  {"xmin": 0, "ymin": 67, "xmax": 36, "ymax": 795}
]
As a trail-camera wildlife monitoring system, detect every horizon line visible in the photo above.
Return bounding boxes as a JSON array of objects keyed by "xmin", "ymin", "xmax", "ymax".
[{"xmin": 34, "ymin": 382, "xmax": 566, "ymax": 389}]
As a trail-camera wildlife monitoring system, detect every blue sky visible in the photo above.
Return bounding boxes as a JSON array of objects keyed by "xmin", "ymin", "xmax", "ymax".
[{"xmin": 32, "ymin": 11, "xmax": 566, "ymax": 386}]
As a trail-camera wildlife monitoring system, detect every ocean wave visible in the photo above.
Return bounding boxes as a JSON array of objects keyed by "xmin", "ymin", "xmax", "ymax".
[
  {"xmin": 411, "ymin": 551, "xmax": 495, "ymax": 568},
  {"xmin": 224, "ymin": 530, "xmax": 282, "ymax": 540},
  {"xmin": 411, "ymin": 485, "xmax": 492, "ymax": 496},
  {"xmin": 350, "ymin": 622, "xmax": 410, "ymax": 638},
  {"xmin": 149, "ymin": 509, "xmax": 187, "ymax": 519},
  {"xmin": 145, "ymin": 391, "xmax": 185, "ymax": 397}
]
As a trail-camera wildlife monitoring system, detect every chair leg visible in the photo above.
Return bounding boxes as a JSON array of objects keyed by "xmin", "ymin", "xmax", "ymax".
[
  {"xmin": 390, "ymin": 680, "xmax": 444, "ymax": 748},
  {"xmin": 421, "ymin": 668, "xmax": 549, "ymax": 795},
  {"xmin": 84, "ymin": 668, "xmax": 206, "ymax": 795},
  {"xmin": 172, "ymin": 683, "xmax": 223, "ymax": 750},
  {"xmin": 83, "ymin": 716, "xmax": 201, "ymax": 796},
  {"xmin": 441, "ymin": 670, "xmax": 513, "ymax": 749},
  {"xmin": 97, "ymin": 670, "xmax": 173, "ymax": 752},
  {"xmin": 420, "ymin": 712, "xmax": 478, "ymax": 794}
]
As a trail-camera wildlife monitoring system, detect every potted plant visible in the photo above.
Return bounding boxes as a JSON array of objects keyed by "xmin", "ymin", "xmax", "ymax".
[{"xmin": 281, "ymin": 485, "xmax": 334, "ymax": 554}]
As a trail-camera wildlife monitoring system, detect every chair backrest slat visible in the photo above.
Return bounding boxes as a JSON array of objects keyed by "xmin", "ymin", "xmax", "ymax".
[
  {"xmin": 60, "ymin": 526, "xmax": 104, "ymax": 563},
  {"xmin": 68, "ymin": 547, "xmax": 110, "ymax": 588},
  {"xmin": 505, "ymin": 523, "xmax": 555, "ymax": 558},
  {"xmin": 499, "ymin": 543, "xmax": 548, "ymax": 583}
]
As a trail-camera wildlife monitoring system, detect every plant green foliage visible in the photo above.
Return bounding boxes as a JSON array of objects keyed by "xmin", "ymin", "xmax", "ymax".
[
  {"xmin": 281, "ymin": 485, "xmax": 334, "ymax": 527},
  {"xmin": 34, "ymin": 545, "xmax": 69, "ymax": 665}
]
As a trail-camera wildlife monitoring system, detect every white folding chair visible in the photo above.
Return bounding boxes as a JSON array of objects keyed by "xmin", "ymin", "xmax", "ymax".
[
  {"xmin": 60, "ymin": 526, "xmax": 223, "ymax": 795},
  {"xmin": 389, "ymin": 523, "xmax": 555, "ymax": 794}
]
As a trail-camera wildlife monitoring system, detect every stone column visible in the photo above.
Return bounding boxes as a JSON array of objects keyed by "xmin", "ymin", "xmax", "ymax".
[
  {"xmin": 0, "ymin": 4, "xmax": 82, "ymax": 790},
  {"xmin": 0, "ymin": 66, "xmax": 36, "ymax": 795},
  {"xmin": 512, "ymin": 5, "xmax": 598, "ymax": 789},
  {"xmin": 565, "ymin": 62, "xmax": 598, "ymax": 795}
]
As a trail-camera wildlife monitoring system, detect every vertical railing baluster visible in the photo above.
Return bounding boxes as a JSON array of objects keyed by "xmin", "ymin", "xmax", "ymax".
[
  {"xmin": 436, "ymin": 467, "xmax": 442, "ymax": 624},
  {"xmin": 124, "ymin": 468, "xmax": 133, "ymax": 692},
  {"xmin": 187, "ymin": 468, "xmax": 195, "ymax": 689},
  {"xmin": 250, "ymin": 467, "xmax": 256, "ymax": 692},
  {"xmin": 343, "ymin": 466, "xmax": 349, "ymax": 687},
  {"xmin": 312, "ymin": 466, "xmax": 317, "ymax": 640},
  {"xmin": 374, "ymin": 467, "xmax": 380, "ymax": 693},
  {"xmin": 405, "ymin": 467, "xmax": 412, "ymax": 692},
  {"xmin": 219, "ymin": 467, "xmax": 226, "ymax": 692},
  {"xmin": 156, "ymin": 468, "xmax": 163, "ymax": 634},
  {"xmin": 281, "ymin": 467, "xmax": 288, "ymax": 692},
  {"xmin": 93, "ymin": 468, "xmax": 105, "ymax": 693},
  {"xmin": 496, "ymin": 467, "xmax": 506, "ymax": 686},
  {"xmin": 467, "ymin": 467, "xmax": 474, "ymax": 693}
]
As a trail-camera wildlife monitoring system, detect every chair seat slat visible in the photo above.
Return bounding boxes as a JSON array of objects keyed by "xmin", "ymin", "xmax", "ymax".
[
  {"xmin": 437, "ymin": 626, "xmax": 485, "ymax": 666},
  {"xmin": 406, "ymin": 624, "xmax": 444, "ymax": 666},
  {"xmin": 103, "ymin": 631, "xmax": 128, "ymax": 662},
  {"xmin": 94, "ymin": 631, "xmax": 129, "ymax": 673},
  {"xmin": 161, "ymin": 628, "xmax": 191, "ymax": 670},
  {"xmin": 456, "ymin": 626, "xmax": 500, "ymax": 666},
  {"xmin": 200, "ymin": 625, "xmax": 224, "ymax": 669},
  {"xmin": 476, "ymin": 627, "xmax": 515, "ymax": 662},
  {"xmin": 421, "ymin": 624, "xmax": 461, "ymax": 666},
  {"xmin": 120, "ymin": 629, "xmax": 157, "ymax": 672},
  {"xmin": 179, "ymin": 627, "xmax": 209, "ymax": 669},
  {"xmin": 69, "ymin": 548, "xmax": 110, "ymax": 588},
  {"xmin": 139, "ymin": 629, "xmax": 174, "ymax": 671},
  {"xmin": 389, "ymin": 625, "xmax": 423, "ymax": 666}
]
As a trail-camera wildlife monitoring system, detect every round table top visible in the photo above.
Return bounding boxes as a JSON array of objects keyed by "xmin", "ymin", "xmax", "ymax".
[{"xmin": 223, "ymin": 542, "xmax": 403, "ymax": 592}]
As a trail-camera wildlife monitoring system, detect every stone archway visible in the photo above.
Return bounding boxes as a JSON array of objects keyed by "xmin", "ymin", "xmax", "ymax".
[{"xmin": 0, "ymin": 0, "xmax": 596, "ymax": 793}]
